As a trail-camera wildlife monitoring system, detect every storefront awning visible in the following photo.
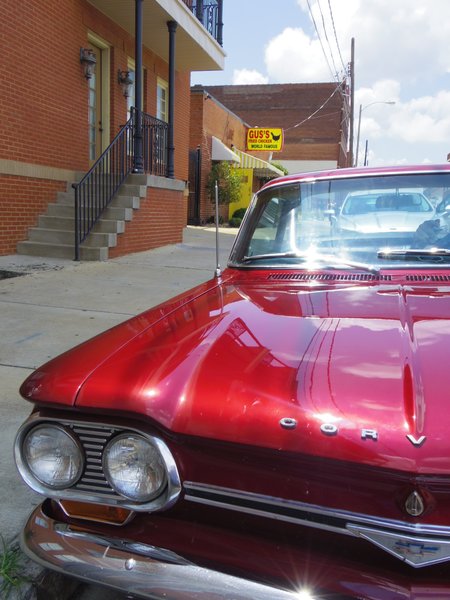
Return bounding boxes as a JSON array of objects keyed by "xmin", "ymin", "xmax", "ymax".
[
  {"xmin": 211, "ymin": 137, "xmax": 241, "ymax": 163},
  {"xmin": 232, "ymin": 148, "xmax": 284, "ymax": 178}
]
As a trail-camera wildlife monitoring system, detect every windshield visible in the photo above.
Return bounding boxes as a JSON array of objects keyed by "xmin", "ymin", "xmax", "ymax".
[{"xmin": 229, "ymin": 172, "xmax": 450, "ymax": 269}]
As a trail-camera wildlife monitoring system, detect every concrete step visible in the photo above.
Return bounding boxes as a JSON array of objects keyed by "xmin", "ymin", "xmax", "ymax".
[
  {"xmin": 47, "ymin": 204, "xmax": 75, "ymax": 217},
  {"xmin": 28, "ymin": 228, "xmax": 74, "ymax": 245},
  {"xmin": 56, "ymin": 192, "xmax": 140, "ymax": 210},
  {"xmin": 94, "ymin": 219, "xmax": 126, "ymax": 234},
  {"xmin": 28, "ymin": 228, "xmax": 117, "ymax": 248},
  {"xmin": 46, "ymin": 203, "xmax": 132, "ymax": 222},
  {"xmin": 16, "ymin": 241, "xmax": 108, "ymax": 261},
  {"xmin": 113, "ymin": 195, "xmax": 140, "ymax": 209},
  {"xmin": 50, "ymin": 204, "xmax": 132, "ymax": 221},
  {"xmin": 102, "ymin": 205, "xmax": 133, "ymax": 221},
  {"xmin": 38, "ymin": 215, "xmax": 125, "ymax": 233},
  {"xmin": 126, "ymin": 173, "xmax": 148, "ymax": 186},
  {"xmin": 56, "ymin": 191, "xmax": 75, "ymax": 204},
  {"xmin": 119, "ymin": 183, "xmax": 147, "ymax": 197}
]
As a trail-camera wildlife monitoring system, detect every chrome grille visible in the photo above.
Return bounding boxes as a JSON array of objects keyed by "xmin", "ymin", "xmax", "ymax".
[{"xmin": 68, "ymin": 423, "xmax": 120, "ymax": 499}]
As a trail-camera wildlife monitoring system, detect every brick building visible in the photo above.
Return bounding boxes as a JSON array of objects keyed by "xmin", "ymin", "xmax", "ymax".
[
  {"xmin": 201, "ymin": 82, "xmax": 350, "ymax": 174},
  {"xmin": 189, "ymin": 87, "xmax": 284, "ymax": 224},
  {"xmin": 0, "ymin": 0, "xmax": 224, "ymax": 259}
]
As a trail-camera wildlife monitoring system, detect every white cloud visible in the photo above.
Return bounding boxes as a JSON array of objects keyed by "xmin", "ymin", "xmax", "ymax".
[
  {"xmin": 265, "ymin": 27, "xmax": 332, "ymax": 82},
  {"xmin": 232, "ymin": 69, "xmax": 268, "ymax": 85},
  {"xmin": 390, "ymin": 92, "xmax": 450, "ymax": 144}
]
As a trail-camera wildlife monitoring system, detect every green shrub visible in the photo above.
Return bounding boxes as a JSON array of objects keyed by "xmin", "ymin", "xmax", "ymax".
[
  {"xmin": 232, "ymin": 208, "xmax": 247, "ymax": 219},
  {"xmin": 207, "ymin": 162, "xmax": 242, "ymax": 205},
  {"xmin": 229, "ymin": 217, "xmax": 242, "ymax": 228}
]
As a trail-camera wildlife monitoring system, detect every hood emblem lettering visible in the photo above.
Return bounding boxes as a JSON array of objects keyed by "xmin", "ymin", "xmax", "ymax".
[
  {"xmin": 405, "ymin": 491, "xmax": 425, "ymax": 517},
  {"xmin": 320, "ymin": 423, "xmax": 338, "ymax": 436},
  {"xmin": 361, "ymin": 429, "xmax": 378, "ymax": 441},
  {"xmin": 407, "ymin": 434, "xmax": 426, "ymax": 447},
  {"xmin": 279, "ymin": 417, "xmax": 297, "ymax": 430},
  {"xmin": 282, "ymin": 422, "xmax": 428, "ymax": 447}
]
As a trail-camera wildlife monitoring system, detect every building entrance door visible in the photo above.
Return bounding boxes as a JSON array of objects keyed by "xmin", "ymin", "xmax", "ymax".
[
  {"xmin": 188, "ymin": 148, "xmax": 201, "ymax": 224},
  {"xmin": 88, "ymin": 43, "xmax": 103, "ymax": 163}
]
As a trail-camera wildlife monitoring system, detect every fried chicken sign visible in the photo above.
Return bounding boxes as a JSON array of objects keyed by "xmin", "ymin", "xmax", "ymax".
[{"xmin": 246, "ymin": 128, "xmax": 283, "ymax": 151}]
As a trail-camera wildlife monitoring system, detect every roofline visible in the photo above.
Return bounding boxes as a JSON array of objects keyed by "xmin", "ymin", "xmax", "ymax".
[{"xmin": 191, "ymin": 86, "xmax": 252, "ymax": 128}]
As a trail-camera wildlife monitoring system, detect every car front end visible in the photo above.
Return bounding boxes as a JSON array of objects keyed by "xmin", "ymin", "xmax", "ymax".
[{"xmin": 14, "ymin": 163, "xmax": 450, "ymax": 599}]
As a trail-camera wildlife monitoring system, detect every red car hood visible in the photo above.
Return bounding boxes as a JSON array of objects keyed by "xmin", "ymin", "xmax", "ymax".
[{"xmin": 21, "ymin": 272, "xmax": 450, "ymax": 473}]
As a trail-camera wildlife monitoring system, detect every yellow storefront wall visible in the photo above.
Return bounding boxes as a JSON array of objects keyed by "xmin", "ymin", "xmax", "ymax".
[{"xmin": 228, "ymin": 168, "xmax": 253, "ymax": 219}]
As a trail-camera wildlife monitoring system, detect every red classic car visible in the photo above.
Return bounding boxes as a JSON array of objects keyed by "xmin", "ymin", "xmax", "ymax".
[{"xmin": 14, "ymin": 164, "xmax": 450, "ymax": 599}]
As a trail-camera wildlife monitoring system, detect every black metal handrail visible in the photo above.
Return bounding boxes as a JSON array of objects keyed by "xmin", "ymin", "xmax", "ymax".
[
  {"xmin": 142, "ymin": 112, "xmax": 169, "ymax": 176},
  {"xmin": 73, "ymin": 109, "xmax": 168, "ymax": 260}
]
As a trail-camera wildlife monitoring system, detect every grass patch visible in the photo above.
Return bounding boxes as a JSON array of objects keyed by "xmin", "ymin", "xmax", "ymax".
[{"xmin": 0, "ymin": 536, "xmax": 29, "ymax": 598}]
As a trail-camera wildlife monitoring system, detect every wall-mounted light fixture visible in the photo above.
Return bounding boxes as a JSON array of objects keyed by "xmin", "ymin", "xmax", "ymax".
[
  {"xmin": 118, "ymin": 70, "xmax": 133, "ymax": 98},
  {"xmin": 80, "ymin": 48, "xmax": 96, "ymax": 80}
]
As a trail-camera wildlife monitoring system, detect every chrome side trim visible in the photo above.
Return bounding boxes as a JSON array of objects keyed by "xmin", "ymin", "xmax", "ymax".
[
  {"xmin": 22, "ymin": 504, "xmax": 304, "ymax": 600},
  {"xmin": 14, "ymin": 414, "xmax": 181, "ymax": 512},
  {"xmin": 183, "ymin": 481, "xmax": 450, "ymax": 567}
]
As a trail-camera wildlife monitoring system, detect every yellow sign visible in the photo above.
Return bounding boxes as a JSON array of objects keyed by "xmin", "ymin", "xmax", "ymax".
[{"xmin": 246, "ymin": 128, "xmax": 283, "ymax": 151}]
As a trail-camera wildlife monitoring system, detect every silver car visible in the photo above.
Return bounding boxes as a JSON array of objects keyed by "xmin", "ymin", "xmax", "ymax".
[{"xmin": 336, "ymin": 190, "xmax": 435, "ymax": 237}]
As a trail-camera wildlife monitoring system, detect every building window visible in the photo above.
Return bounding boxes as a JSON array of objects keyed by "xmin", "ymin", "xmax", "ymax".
[{"xmin": 157, "ymin": 78, "xmax": 169, "ymax": 122}]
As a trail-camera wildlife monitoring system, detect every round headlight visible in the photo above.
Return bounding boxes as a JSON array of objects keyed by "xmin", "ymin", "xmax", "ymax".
[
  {"xmin": 23, "ymin": 424, "xmax": 84, "ymax": 489},
  {"xmin": 103, "ymin": 434, "xmax": 167, "ymax": 502}
]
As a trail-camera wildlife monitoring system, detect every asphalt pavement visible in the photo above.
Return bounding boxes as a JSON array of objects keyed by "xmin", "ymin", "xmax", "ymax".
[{"xmin": 0, "ymin": 225, "xmax": 237, "ymax": 599}]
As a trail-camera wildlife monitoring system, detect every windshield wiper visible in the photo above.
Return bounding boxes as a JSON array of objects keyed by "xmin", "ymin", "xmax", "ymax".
[
  {"xmin": 242, "ymin": 252, "xmax": 379, "ymax": 274},
  {"xmin": 378, "ymin": 249, "xmax": 450, "ymax": 262},
  {"xmin": 242, "ymin": 251, "xmax": 304, "ymax": 262}
]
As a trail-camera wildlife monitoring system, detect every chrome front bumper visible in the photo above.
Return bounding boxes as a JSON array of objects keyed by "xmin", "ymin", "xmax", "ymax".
[{"xmin": 22, "ymin": 504, "xmax": 301, "ymax": 600}]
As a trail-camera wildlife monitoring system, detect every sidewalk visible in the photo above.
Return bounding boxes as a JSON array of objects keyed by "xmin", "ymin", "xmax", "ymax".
[{"xmin": 0, "ymin": 226, "xmax": 237, "ymax": 598}]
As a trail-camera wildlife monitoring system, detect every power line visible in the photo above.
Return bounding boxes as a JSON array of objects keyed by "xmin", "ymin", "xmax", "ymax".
[
  {"xmin": 317, "ymin": 0, "xmax": 340, "ymax": 80},
  {"xmin": 306, "ymin": 0, "xmax": 337, "ymax": 83},
  {"xmin": 284, "ymin": 83, "xmax": 344, "ymax": 132},
  {"xmin": 327, "ymin": 0, "xmax": 347, "ymax": 74}
]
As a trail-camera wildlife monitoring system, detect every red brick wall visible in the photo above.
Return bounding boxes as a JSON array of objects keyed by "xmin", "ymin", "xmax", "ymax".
[
  {"xmin": 108, "ymin": 188, "xmax": 186, "ymax": 258},
  {"xmin": 2, "ymin": 0, "xmax": 88, "ymax": 170},
  {"xmin": 203, "ymin": 83, "xmax": 349, "ymax": 165},
  {"xmin": 0, "ymin": 177, "xmax": 66, "ymax": 254}
]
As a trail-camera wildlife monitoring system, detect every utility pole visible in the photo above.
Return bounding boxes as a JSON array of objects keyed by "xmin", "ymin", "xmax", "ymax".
[{"xmin": 349, "ymin": 37, "xmax": 355, "ymax": 167}]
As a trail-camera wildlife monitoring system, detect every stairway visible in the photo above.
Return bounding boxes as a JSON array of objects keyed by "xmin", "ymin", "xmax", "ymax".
[{"xmin": 17, "ymin": 175, "xmax": 147, "ymax": 260}]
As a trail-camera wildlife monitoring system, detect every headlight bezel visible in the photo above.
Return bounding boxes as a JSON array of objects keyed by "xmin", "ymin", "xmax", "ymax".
[
  {"xmin": 102, "ymin": 433, "xmax": 168, "ymax": 502},
  {"xmin": 17, "ymin": 423, "xmax": 85, "ymax": 491},
  {"xmin": 14, "ymin": 415, "xmax": 181, "ymax": 512}
]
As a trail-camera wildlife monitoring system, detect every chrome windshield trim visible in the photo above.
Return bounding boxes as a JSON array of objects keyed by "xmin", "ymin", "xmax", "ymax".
[{"xmin": 183, "ymin": 482, "xmax": 450, "ymax": 540}]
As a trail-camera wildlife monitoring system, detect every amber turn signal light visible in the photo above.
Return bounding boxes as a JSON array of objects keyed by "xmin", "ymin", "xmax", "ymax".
[{"xmin": 58, "ymin": 500, "xmax": 133, "ymax": 525}]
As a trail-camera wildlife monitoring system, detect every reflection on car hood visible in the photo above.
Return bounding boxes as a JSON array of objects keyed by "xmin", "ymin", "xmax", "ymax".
[
  {"xmin": 339, "ymin": 211, "xmax": 431, "ymax": 233},
  {"xmin": 20, "ymin": 271, "xmax": 450, "ymax": 473}
]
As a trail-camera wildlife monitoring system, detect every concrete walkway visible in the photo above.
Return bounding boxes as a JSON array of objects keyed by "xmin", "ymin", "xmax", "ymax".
[{"xmin": 0, "ymin": 226, "xmax": 237, "ymax": 599}]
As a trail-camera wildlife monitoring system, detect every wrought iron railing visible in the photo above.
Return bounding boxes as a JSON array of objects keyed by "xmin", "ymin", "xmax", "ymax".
[
  {"xmin": 184, "ymin": 0, "xmax": 223, "ymax": 46},
  {"xmin": 142, "ymin": 112, "xmax": 168, "ymax": 176},
  {"xmin": 73, "ymin": 109, "xmax": 168, "ymax": 260}
]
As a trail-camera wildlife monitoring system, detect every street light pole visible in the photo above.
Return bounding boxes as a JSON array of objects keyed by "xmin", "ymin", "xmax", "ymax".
[{"xmin": 354, "ymin": 100, "xmax": 395, "ymax": 167}]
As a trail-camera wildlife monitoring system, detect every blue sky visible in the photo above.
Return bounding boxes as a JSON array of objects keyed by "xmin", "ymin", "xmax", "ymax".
[{"xmin": 191, "ymin": 0, "xmax": 450, "ymax": 167}]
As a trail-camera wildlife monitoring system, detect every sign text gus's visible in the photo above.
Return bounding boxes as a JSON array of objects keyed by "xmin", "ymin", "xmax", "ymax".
[{"xmin": 247, "ymin": 128, "xmax": 283, "ymax": 151}]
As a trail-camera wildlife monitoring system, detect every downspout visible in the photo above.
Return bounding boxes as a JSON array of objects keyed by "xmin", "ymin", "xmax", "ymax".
[
  {"xmin": 167, "ymin": 20, "xmax": 177, "ymax": 179},
  {"xmin": 133, "ymin": 0, "xmax": 144, "ymax": 173}
]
